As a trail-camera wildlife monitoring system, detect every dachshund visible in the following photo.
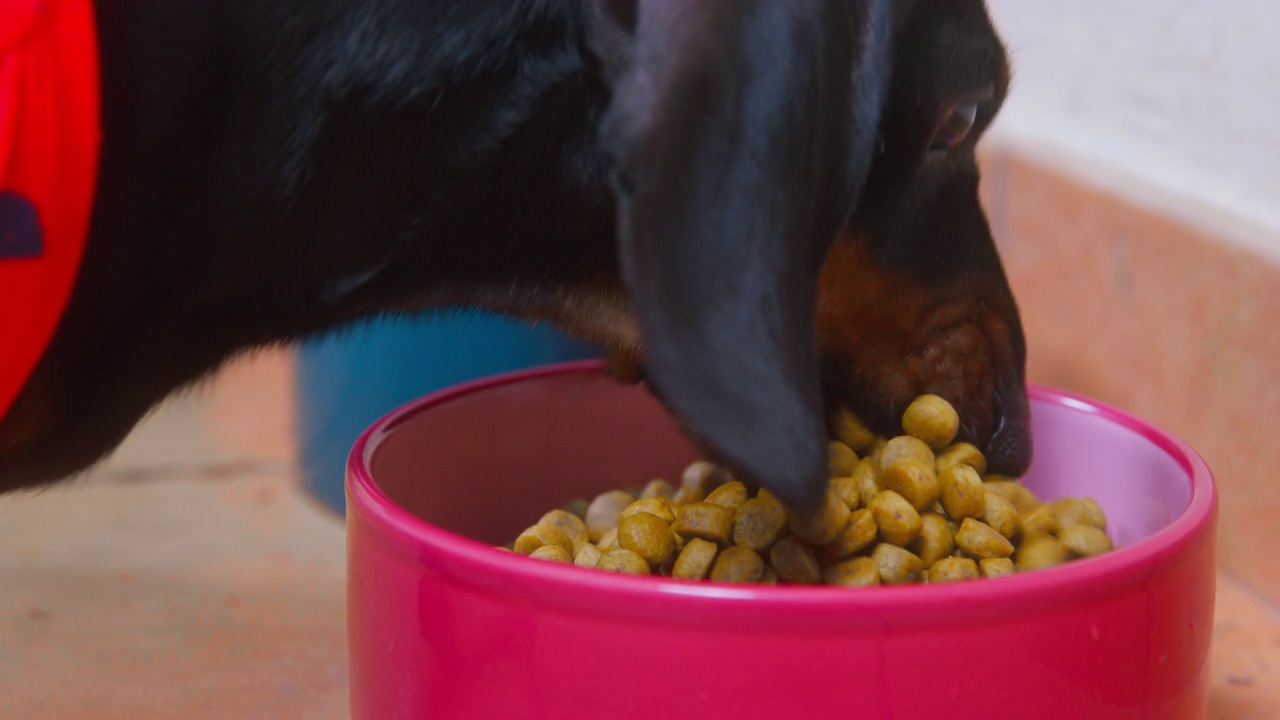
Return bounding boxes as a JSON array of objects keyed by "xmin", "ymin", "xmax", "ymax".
[{"xmin": 0, "ymin": 0, "xmax": 1030, "ymax": 511}]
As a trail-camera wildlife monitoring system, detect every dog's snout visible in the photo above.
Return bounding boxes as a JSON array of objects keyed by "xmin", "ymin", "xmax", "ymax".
[
  {"xmin": 983, "ymin": 389, "xmax": 1032, "ymax": 477},
  {"xmin": 984, "ymin": 417, "xmax": 1031, "ymax": 477}
]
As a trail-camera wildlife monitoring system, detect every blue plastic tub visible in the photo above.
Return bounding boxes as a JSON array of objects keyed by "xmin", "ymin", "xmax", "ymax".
[{"xmin": 297, "ymin": 313, "xmax": 598, "ymax": 513}]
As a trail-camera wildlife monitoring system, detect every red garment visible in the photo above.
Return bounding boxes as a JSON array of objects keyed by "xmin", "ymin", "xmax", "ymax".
[{"xmin": 0, "ymin": 0, "xmax": 99, "ymax": 421}]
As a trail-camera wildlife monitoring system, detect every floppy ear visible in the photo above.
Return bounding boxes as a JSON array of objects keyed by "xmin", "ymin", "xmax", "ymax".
[{"xmin": 588, "ymin": 0, "xmax": 894, "ymax": 508}]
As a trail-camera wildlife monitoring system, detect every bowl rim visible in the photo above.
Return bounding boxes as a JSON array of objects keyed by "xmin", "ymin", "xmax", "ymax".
[{"xmin": 346, "ymin": 360, "xmax": 1217, "ymax": 630}]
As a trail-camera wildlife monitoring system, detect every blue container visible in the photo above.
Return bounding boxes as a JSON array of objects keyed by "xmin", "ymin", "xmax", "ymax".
[{"xmin": 297, "ymin": 313, "xmax": 598, "ymax": 513}]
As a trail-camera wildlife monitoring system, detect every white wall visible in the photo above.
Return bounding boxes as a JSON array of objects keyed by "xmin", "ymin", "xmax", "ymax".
[{"xmin": 985, "ymin": 0, "xmax": 1280, "ymax": 258}]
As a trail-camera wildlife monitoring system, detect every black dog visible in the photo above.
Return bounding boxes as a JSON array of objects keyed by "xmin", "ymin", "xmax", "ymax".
[{"xmin": 0, "ymin": 0, "xmax": 1029, "ymax": 509}]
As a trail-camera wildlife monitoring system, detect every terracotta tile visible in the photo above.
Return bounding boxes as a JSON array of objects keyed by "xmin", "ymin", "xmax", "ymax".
[
  {"xmin": 0, "ymin": 470, "xmax": 347, "ymax": 719},
  {"xmin": 1211, "ymin": 574, "xmax": 1280, "ymax": 720},
  {"xmin": 981, "ymin": 143, "xmax": 1280, "ymax": 601}
]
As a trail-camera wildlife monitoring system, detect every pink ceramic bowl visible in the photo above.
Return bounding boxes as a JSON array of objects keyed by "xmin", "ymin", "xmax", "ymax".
[{"xmin": 346, "ymin": 361, "xmax": 1216, "ymax": 720}]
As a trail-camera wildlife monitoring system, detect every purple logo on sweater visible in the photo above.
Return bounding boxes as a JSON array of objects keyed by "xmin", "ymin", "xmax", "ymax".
[{"xmin": 0, "ymin": 191, "xmax": 43, "ymax": 260}]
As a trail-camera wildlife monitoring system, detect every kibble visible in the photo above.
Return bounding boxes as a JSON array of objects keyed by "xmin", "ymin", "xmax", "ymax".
[
  {"xmin": 598, "ymin": 548, "xmax": 650, "ymax": 574},
  {"xmin": 927, "ymin": 556, "xmax": 979, "ymax": 583},
  {"xmin": 915, "ymin": 513, "xmax": 956, "ymax": 567},
  {"xmin": 1059, "ymin": 524, "xmax": 1113, "ymax": 557},
  {"xmin": 936, "ymin": 442, "xmax": 988, "ymax": 477},
  {"xmin": 869, "ymin": 490, "xmax": 922, "ymax": 546},
  {"xmin": 788, "ymin": 490, "xmax": 851, "ymax": 546},
  {"xmin": 705, "ymin": 481, "xmax": 750, "ymax": 511},
  {"xmin": 940, "ymin": 464, "xmax": 986, "ymax": 520},
  {"xmin": 619, "ymin": 497, "xmax": 676, "ymax": 524},
  {"xmin": 981, "ymin": 492, "xmax": 1020, "ymax": 540},
  {"xmin": 732, "ymin": 495, "xmax": 789, "ymax": 552},
  {"xmin": 827, "ymin": 508, "xmax": 878, "ymax": 557},
  {"xmin": 828, "ymin": 441, "xmax": 860, "ymax": 477},
  {"xmin": 955, "ymin": 518, "xmax": 1015, "ymax": 559},
  {"xmin": 671, "ymin": 538, "xmax": 718, "ymax": 580},
  {"xmin": 769, "ymin": 536, "xmax": 822, "ymax": 584},
  {"xmin": 503, "ymin": 394, "xmax": 1114, "ymax": 586},
  {"xmin": 673, "ymin": 502, "xmax": 735, "ymax": 546},
  {"xmin": 709, "ymin": 545, "xmax": 766, "ymax": 583},
  {"xmin": 872, "ymin": 543, "xmax": 924, "ymax": 584},
  {"xmin": 585, "ymin": 490, "xmax": 635, "ymax": 543},
  {"xmin": 882, "ymin": 458, "xmax": 941, "ymax": 511},
  {"xmin": 823, "ymin": 556, "xmax": 881, "ymax": 586},
  {"xmin": 902, "ymin": 394, "xmax": 961, "ymax": 449},
  {"xmin": 1016, "ymin": 534, "xmax": 1067, "ymax": 571},
  {"xmin": 618, "ymin": 512, "xmax": 676, "ymax": 566}
]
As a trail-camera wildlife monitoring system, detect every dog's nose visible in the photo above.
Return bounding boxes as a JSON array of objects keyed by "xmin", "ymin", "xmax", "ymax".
[{"xmin": 984, "ymin": 411, "xmax": 1032, "ymax": 477}]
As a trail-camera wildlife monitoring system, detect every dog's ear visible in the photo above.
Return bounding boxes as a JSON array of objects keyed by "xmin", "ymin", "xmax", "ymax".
[{"xmin": 587, "ymin": 0, "xmax": 894, "ymax": 508}]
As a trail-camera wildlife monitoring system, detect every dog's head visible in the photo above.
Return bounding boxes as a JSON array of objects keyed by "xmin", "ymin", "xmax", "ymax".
[{"xmin": 588, "ymin": 0, "xmax": 1028, "ymax": 509}]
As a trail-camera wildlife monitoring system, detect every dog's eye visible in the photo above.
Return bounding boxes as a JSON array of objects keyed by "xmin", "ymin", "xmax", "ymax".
[{"xmin": 930, "ymin": 102, "xmax": 979, "ymax": 151}]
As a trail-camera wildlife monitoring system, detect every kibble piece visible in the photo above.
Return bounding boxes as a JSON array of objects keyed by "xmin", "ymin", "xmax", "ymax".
[
  {"xmin": 671, "ymin": 538, "xmax": 719, "ymax": 580},
  {"xmin": 871, "ymin": 543, "xmax": 924, "ymax": 584},
  {"xmin": 671, "ymin": 484, "xmax": 706, "ymax": 508},
  {"xmin": 935, "ymin": 442, "xmax": 988, "ymax": 477},
  {"xmin": 598, "ymin": 548, "xmax": 651, "ymax": 575},
  {"xmin": 853, "ymin": 458, "xmax": 884, "ymax": 508},
  {"xmin": 529, "ymin": 545, "xmax": 573, "ymax": 564},
  {"xmin": 823, "ymin": 556, "xmax": 881, "ymax": 586},
  {"xmin": 983, "ymin": 481, "xmax": 1041, "ymax": 515},
  {"xmin": 705, "ymin": 481, "xmax": 750, "ymax": 511},
  {"xmin": 596, "ymin": 527, "xmax": 619, "ymax": 551},
  {"xmin": 979, "ymin": 557, "xmax": 1015, "ymax": 578},
  {"xmin": 954, "ymin": 518, "xmax": 1015, "ymax": 559},
  {"xmin": 585, "ymin": 490, "xmax": 636, "ymax": 542},
  {"xmin": 828, "ymin": 441, "xmax": 859, "ymax": 477},
  {"xmin": 514, "ymin": 524, "xmax": 574, "ymax": 556},
  {"xmin": 1081, "ymin": 498, "xmax": 1108, "ymax": 530},
  {"xmin": 915, "ymin": 513, "xmax": 956, "ymax": 568},
  {"xmin": 865, "ymin": 438, "xmax": 885, "ymax": 466},
  {"xmin": 709, "ymin": 545, "xmax": 766, "ymax": 583},
  {"xmin": 574, "ymin": 544, "xmax": 603, "ymax": 568},
  {"xmin": 731, "ymin": 495, "xmax": 789, "ymax": 552},
  {"xmin": 832, "ymin": 405, "xmax": 877, "ymax": 452},
  {"xmin": 927, "ymin": 557, "xmax": 979, "ymax": 583},
  {"xmin": 877, "ymin": 435, "xmax": 935, "ymax": 473},
  {"xmin": 981, "ymin": 493, "xmax": 1020, "ymax": 540},
  {"xmin": 869, "ymin": 490, "xmax": 923, "ymax": 546},
  {"xmin": 681, "ymin": 461, "xmax": 731, "ymax": 494},
  {"xmin": 618, "ymin": 512, "xmax": 677, "ymax": 566},
  {"xmin": 760, "ymin": 567, "xmax": 780, "ymax": 585},
  {"xmin": 827, "ymin": 508, "xmax": 878, "ymax": 557},
  {"xmin": 902, "ymin": 394, "xmax": 960, "ymax": 449},
  {"xmin": 829, "ymin": 474, "xmax": 861, "ymax": 510},
  {"xmin": 538, "ymin": 509, "xmax": 590, "ymax": 554},
  {"xmin": 1059, "ymin": 524, "xmax": 1113, "ymax": 557},
  {"xmin": 882, "ymin": 458, "xmax": 941, "ymax": 511},
  {"xmin": 640, "ymin": 478, "xmax": 675, "ymax": 500},
  {"xmin": 1020, "ymin": 505, "xmax": 1059, "ymax": 536},
  {"xmin": 1051, "ymin": 498, "xmax": 1095, "ymax": 530},
  {"xmin": 619, "ymin": 497, "xmax": 676, "ymax": 524},
  {"xmin": 769, "ymin": 536, "xmax": 822, "ymax": 584},
  {"xmin": 1016, "ymin": 534, "xmax": 1067, "ymax": 571},
  {"xmin": 563, "ymin": 498, "xmax": 590, "ymax": 520},
  {"xmin": 789, "ymin": 490, "xmax": 851, "ymax": 546},
  {"xmin": 940, "ymin": 464, "xmax": 986, "ymax": 520},
  {"xmin": 673, "ymin": 502, "xmax": 735, "ymax": 546}
]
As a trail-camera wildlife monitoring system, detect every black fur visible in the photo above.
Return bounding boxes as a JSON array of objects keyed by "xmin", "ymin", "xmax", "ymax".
[{"xmin": 0, "ymin": 0, "xmax": 1030, "ymax": 509}]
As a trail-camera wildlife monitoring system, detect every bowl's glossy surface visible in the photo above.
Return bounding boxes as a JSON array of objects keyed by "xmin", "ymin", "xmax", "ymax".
[{"xmin": 347, "ymin": 361, "xmax": 1216, "ymax": 720}]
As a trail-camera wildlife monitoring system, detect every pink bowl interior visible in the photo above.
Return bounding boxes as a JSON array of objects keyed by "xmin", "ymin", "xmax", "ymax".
[{"xmin": 364, "ymin": 361, "xmax": 1199, "ymax": 558}]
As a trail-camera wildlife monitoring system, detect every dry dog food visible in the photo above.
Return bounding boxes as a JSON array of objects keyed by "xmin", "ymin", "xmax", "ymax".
[{"xmin": 504, "ymin": 394, "xmax": 1114, "ymax": 585}]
